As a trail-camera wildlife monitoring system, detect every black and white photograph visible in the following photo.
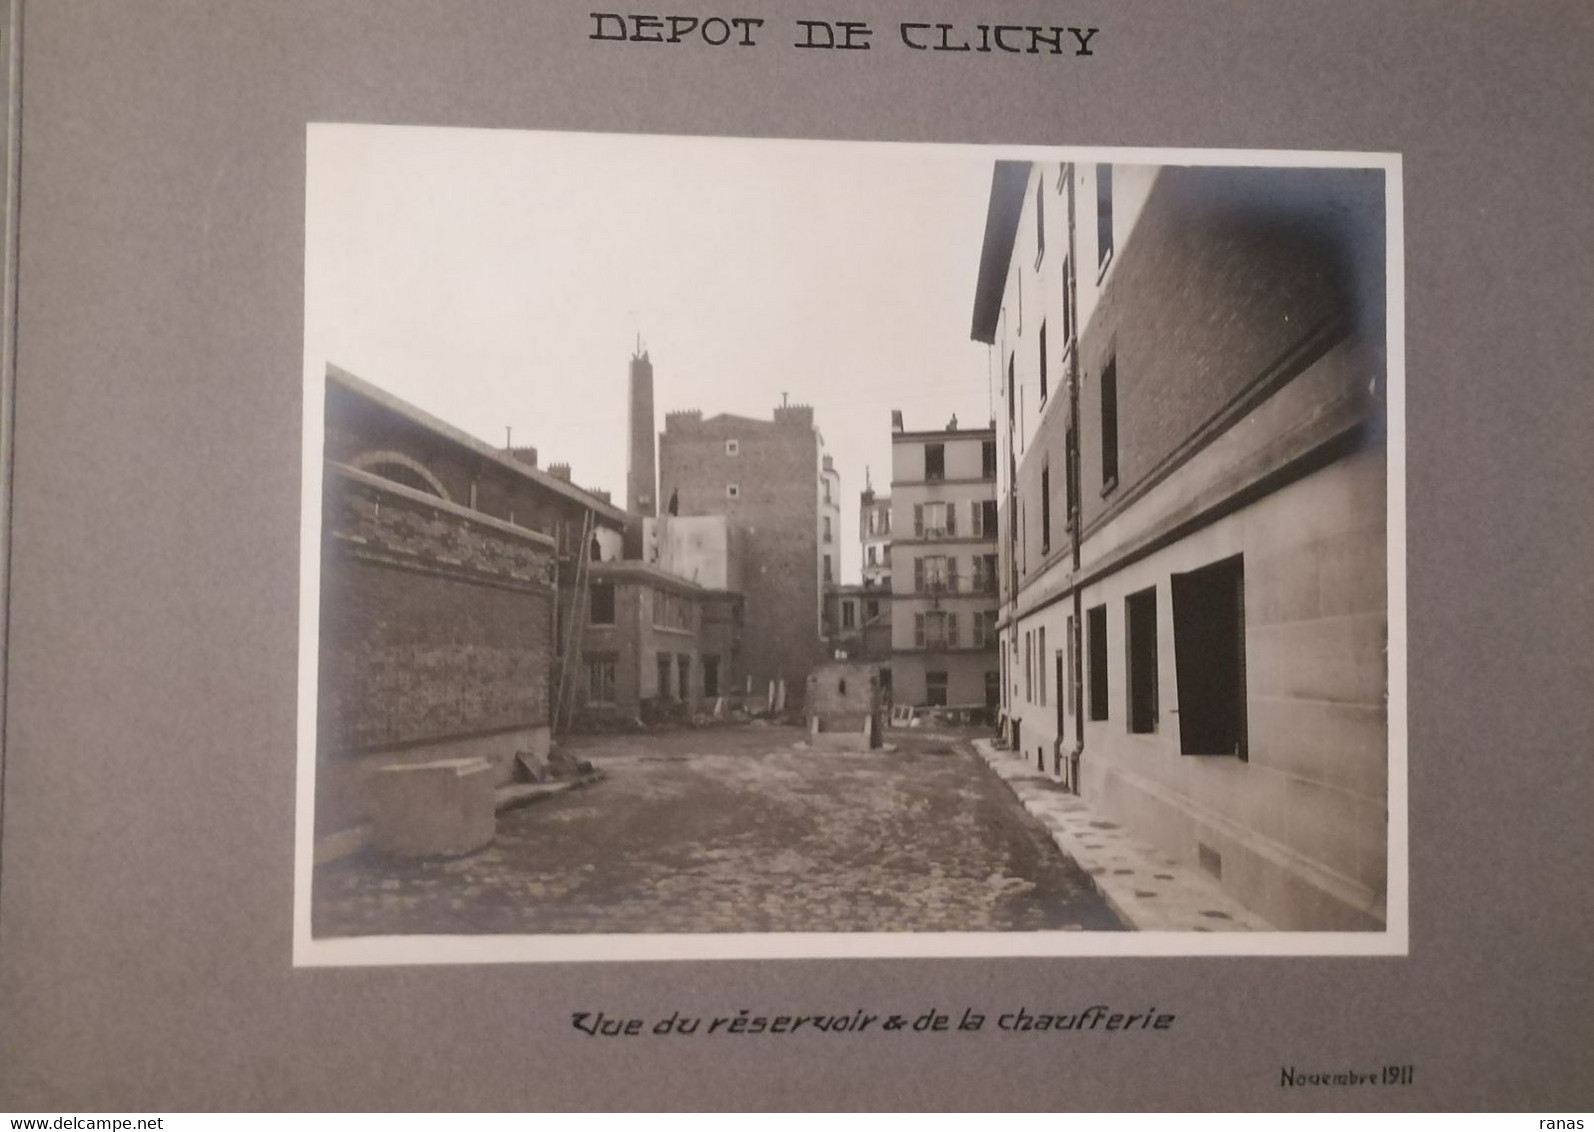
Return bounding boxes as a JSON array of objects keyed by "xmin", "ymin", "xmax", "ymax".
[{"xmin": 293, "ymin": 127, "xmax": 1404, "ymax": 963}]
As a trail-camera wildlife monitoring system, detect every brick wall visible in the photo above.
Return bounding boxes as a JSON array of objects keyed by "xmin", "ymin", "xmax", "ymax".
[
  {"xmin": 1076, "ymin": 165, "xmax": 1385, "ymax": 533},
  {"xmin": 317, "ymin": 469, "xmax": 554, "ymax": 756}
]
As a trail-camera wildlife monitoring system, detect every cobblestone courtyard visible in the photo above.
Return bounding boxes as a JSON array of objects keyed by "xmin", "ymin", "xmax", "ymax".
[{"xmin": 312, "ymin": 725, "xmax": 1125, "ymax": 935}]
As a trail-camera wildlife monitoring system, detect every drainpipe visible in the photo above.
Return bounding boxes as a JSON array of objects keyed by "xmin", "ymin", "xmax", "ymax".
[{"xmin": 1065, "ymin": 162, "xmax": 1085, "ymax": 794}]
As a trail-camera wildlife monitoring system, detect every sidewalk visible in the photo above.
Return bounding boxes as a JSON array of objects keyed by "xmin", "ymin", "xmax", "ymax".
[{"xmin": 971, "ymin": 739, "xmax": 1272, "ymax": 932}]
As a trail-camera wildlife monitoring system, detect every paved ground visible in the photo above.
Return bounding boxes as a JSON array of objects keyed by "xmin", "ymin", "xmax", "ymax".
[
  {"xmin": 972, "ymin": 739, "xmax": 1273, "ymax": 932},
  {"xmin": 312, "ymin": 724, "xmax": 1125, "ymax": 936}
]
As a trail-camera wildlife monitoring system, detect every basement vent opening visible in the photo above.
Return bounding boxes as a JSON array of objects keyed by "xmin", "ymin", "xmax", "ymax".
[{"xmin": 1197, "ymin": 843, "xmax": 1222, "ymax": 880}]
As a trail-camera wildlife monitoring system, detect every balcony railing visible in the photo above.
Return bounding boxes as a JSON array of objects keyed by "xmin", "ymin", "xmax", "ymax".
[{"xmin": 920, "ymin": 576, "xmax": 1001, "ymax": 596}]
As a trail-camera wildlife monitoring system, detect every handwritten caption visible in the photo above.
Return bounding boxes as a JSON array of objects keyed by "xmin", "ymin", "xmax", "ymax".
[{"xmin": 573, "ymin": 1005, "xmax": 1176, "ymax": 1038}]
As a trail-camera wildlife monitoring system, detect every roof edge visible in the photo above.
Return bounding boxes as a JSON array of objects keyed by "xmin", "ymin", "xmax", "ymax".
[{"xmin": 970, "ymin": 161, "xmax": 1032, "ymax": 345}]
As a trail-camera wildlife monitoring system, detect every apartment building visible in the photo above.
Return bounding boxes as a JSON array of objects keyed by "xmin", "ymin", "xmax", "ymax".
[
  {"xmin": 859, "ymin": 483, "xmax": 892, "ymax": 589},
  {"xmin": 888, "ymin": 419, "xmax": 1001, "ymax": 712}
]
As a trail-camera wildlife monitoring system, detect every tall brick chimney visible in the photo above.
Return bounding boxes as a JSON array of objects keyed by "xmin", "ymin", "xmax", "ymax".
[{"xmin": 626, "ymin": 349, "xmax": 657, "ymax": 517}]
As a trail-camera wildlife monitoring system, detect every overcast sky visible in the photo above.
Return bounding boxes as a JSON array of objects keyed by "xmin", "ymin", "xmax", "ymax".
[{"xmin": 305, "ymin": 125, "xmax": 1000, "ymax": 583}]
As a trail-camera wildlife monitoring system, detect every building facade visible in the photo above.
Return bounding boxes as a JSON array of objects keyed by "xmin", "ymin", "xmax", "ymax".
[
  {"xmin": 887, "ymin": 420, "xmax": 1001, "ymax": 712},
  {"xmin": 316, "ymin": 365, "xmax": 628, "ymax": 840},
  {"xmin": 575, "ymin": 560, "xmax": 742, "ymax": 724},
  {"xmin": 820, "ymin": 454, "xmax": 842, "ymax": 589},
  {"xmin": 823, "ymin": 583, "xmax": 892, "ymax": 670},
  {"xmin": 859, "ymin": 485, "xmax": 892, "ymax": 589},
  {"xmin": 972, "ymin": 160, "xmax": 1388, "ymax": 930},
  {"xmin": 658, "ymin": 404, "xmax": 831, "ymax": 705}
]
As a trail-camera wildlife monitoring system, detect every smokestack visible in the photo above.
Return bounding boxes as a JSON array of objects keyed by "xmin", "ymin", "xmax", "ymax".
[{"xmin": 627, "ymin": 349, "xmax": 657, "ymax": 517}]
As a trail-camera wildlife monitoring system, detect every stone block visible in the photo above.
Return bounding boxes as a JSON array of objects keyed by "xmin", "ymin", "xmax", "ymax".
[{"xmin": 371, "ymin": 757, "xmax": 496, "ymax": 857}]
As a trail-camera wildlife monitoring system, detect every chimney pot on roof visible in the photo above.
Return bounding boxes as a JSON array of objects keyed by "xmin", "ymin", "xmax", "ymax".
[{"xmin": 549, "ymin": 462, "xmax": 572, "ymax": 482}]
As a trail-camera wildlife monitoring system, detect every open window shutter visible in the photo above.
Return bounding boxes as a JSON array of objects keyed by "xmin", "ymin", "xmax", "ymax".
[
  {"xmin": 914, "ymin": 613, "xmax": 925, "ymax": 648},
  {"xmin": 914, "ymin": 504, "xmax": 924, "ymax": 537},
  {"xmin": 947, "ymin": 505, "xmax": 957, "ymax": 536},
  {"xmin": 914, "ymin": 558, "xmax": 925, "ymax": 592},
  {"xmin": 947, "ymin": 613, "xmax": 959, "ymax": 648}
]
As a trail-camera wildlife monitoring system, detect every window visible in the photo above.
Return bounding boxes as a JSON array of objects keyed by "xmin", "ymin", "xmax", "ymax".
[
  {"xmin": 1087, "ymin": 604, "xmax": 1109, "ymax": 721},
  {"xmin": 656, "ymin": 652, "xmax": 672, "ymax": 699},
  {"xmin": 973, "ymin": 610, "xmax": 998, "ymax": 648},
  {"xmin": 1020, "ymin": 500, "xmax": 1027, "ymax": 574},
  {"xmin": 865, "ymin": 599, "xmax": 879, "ymax": 619},
  {"xmin": 972, "ymin": 553, "xmax": 998, "ymax": 593},
  {"xmin": 677, "ymin": 654, "xmax": 691, "ymax": 700},
  {"xmin": 918, "ymin": 615, "xmax": 950, "ymax": 650},
  {"xmin": 823, "ymin": 554, "xmax": 833, "ymax": 583},
  {"xmin": 1126, "ymin": 587, "xmax": 1159, "ymax": 734},
  {"xmin": 981, "ymin": 499, "xmax": 998, "ymax": 539},
  {"xmin": 652, "ymin": 591, "xmax": 689, "ymax": 631},
  {"xmin": 1096, "ymin": 163, "xmax": 1114, "ymax": 271},
  {"xmin": 1037, "ymin": 626, "xmax": 1047, "ymax": 706},
  {"xmin": 587, "ymin": 656, "xmax": 617, "ymax": 704},
  {"xmin": 1007, "ymin": 355, "xmax": 1016, "ymax": 433},
  {"xmin": 726, "ymin": 483, "xmax": 740, "ymax": 498},
  {"xmin": 1035, "ymin": 180, "xmax": 1046, "ymax": 264},
  {"xmin": 725, "ymin": 439, "xmax": 740, "ymax": 456},
  {"xmin": 926, "ymin": 671, "xmax": 949, "ymax": 707},
  {"xmin": 1055, "ymin": 645, "xmax": 1066, "ymax": 732},
  {"xmin": 703, "ymin": 655, "xmax": 720, "ymax": 698},
  {"xmin": 589, "ymin": 583, "xmax": 616, "ymax": 625},
  {"xmin": 925, "ymin": 443, "xmax": 945, "ymax": 481},
  {"xmin": 823, "ymin": 478, "xmax": 832, "ymax": 504},
  {"xmin": 1100, "ymin": 355, "xmax": 1119, "ymax": 492},
  {"xmin": 1039, "ymin": 321, "xmax": 1049, "ymax": 403},
  {"xmin": 842, "ymin": 601, "xmax": 856, "ymax": 629},
  {"xmin": 867, "ymin": 545, "xmax": 877, "ymax": 566},
  {"xmin": 916, "ymin": 555, "xmax": 955, "ymax": 592},
  {"xmin": 982, "ymin": 440, "xmax": 997, "ymax": 479},
  {"xmin": 914, "ymin": 611, "xmax": 957, "ymax": 650},
  {"xmin": 1024, "ymin": 630, "xmax": 1033, "ymax": 702},
  {"xmin": 915, "ymin": 501, "xmax": 954, "ymax": 539},
  {"xmin": 1041, "ymin": 462, "xmax": 1052, "ymax": 554},
  {"xmin": 1171, "ymin": 555, "xmax": 1248, "ymax": 759},
  {"xmin": 823, "ymin": 516, "xmax": 833, "ymax": 542}
]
